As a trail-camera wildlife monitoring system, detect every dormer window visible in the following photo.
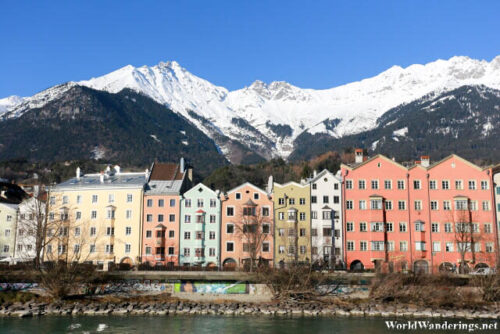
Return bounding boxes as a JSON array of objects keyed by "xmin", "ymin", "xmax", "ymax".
[{"xmin": 235, "ymin": 193, "xmax": 241, "ymax": 200}]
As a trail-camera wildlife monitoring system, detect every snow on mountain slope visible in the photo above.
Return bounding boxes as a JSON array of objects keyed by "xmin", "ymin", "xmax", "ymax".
[
  {"xmin": 2, "ymin": 55, "xmax": 500, "ymax": 161},
  {"xmin": 0, "ymin": 95, "xmax": 25, "ymax": 115}
]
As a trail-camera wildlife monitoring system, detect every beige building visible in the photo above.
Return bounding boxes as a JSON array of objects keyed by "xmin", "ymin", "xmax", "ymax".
[{"xmin": 49, "ymin": 166, "xmax": 147, "ymax": 269}]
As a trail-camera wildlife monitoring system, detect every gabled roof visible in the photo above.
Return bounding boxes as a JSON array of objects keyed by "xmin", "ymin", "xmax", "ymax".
[
  {"xmin": 341, "ymin": 154, "xmax": 408, "ymax": 172},
  {"xmin": 273, "ymin": 181, "xmax": 309, "ymax": 188},
  {"xmin": 149, "ymin": 162, "xmax": 185, "ymax": 181},
  {"xmin": 227, "ymin": 182, "xmax": 268, "ymax": 195},
  {"xmin": 321, "ymin": 205, "xmax": 332, "ymax": 210},
  {"xmin": 427, "ymin": 154, "xmax": 491, "ymax": 172},
  {"xmin": 183, "ymin": 182, "xmax": 218, "ymax": 197},
  {"xmin": 305, "ymin": 169, "xmax": 341, "ymax": 183}
]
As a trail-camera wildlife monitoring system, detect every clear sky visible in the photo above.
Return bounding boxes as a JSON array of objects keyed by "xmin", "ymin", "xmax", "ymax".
[{"xmin": 1, "ymin": 0, "xmax": 499, "ymax": 97}]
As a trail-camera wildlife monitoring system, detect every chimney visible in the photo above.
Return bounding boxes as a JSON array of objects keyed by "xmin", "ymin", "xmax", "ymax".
[
  {"xmin": 187, "ymin": 167, "xmax": 193, "ymax": 182},
  {"xmin": 34, "ymin": 185, "xmax": 40, "ymax": 197},
  {"xmin": 180, "ymin": 157, "xmax": 185, "ymax": 172},
  {"xmin": 313, "ymin": 170, "xmax": 317, "ymax": 177},
  {"xmin": 76, "ymin": 167, "xmax": 81, "ymax": 180},
  {"xmin": 99, "ymin": 172, "xmax": 104, "ymax": 183},
  {"xmin": 105, "ymin": 165, "xmax": 111, "ymax": 174},
  {"xmin": 114, "ymin": 165, "xmax": 121, "ymax": 175},
  {"xmin": 355, "ymin": 148, "xmax": 364, "ymax": 164},
  {"xmin": 145, "ymin": 168, "xmax": 150, "ymax": 180},
  {"xmin": 420, "ymin": 156, "xmax": 430, "ymax": 167}
]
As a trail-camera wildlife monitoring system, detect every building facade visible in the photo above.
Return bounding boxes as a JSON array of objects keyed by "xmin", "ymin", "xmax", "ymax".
[
  {"xmin": 142, "ymin": 160, "xmax": 192, "ymax": 267},
  {"xmin": 341, "ymin": 153, "xmax": 498, "ymax": 273},
  {"xmin": 304, "ymin": 169, "xmax": 343, "ymax": 268},
  {"xmin": 493, "ymin": 166, "xmax": 500, "ymax": 257},
  {"xmin": 0, "ymin": 202, "xmax": 18, "ymax": 261},
  {"xmin": 273, "ymin": 181, "xmax": 311, "ymax": 267},
  {"xmin": 220, "ymin": 183, "xmax": 274, "ymax": 269},
  {"xmin": 179, "ymin": 183, "xmax": 220, "ymax": 267},
  {"xmin": 50, "ymin": 166, "xmax": 146, "ymax": 269}
]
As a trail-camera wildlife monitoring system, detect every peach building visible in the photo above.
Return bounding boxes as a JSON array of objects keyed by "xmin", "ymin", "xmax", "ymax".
[
  {"xmin": 220, "ymin": 183, "xmax": 273, "ymax": 269},
  {"xmin": 341, "ymin": 152, "xmax": 498, "ymax": 273},
  {"xmin": 141, "ymin": 159, "xmax": 192, "ymax": 267}
]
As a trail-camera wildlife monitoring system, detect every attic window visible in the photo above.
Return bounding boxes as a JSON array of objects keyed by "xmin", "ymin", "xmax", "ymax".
[
  {"xmin": 245, "ymin": 190, "xmax": 250, "ymax": 194},
  {"xmin": 198, "ymin": 187, "xmax": 203, "ymax": 192},
  {"xmin": 377, "ymin": 163, "xmax": 381, "ymax": 167},
  {"xmin": 324, "ymin": 178, "xmax": 328, "ymax": 182}
]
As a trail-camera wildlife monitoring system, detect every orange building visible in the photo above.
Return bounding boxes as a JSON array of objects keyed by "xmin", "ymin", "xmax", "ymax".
[
  {"xmin": 220, "ymin": 183, "xmax": 274, "ymax": 269},
  {"xmin": 341, "ymin": 152, "xmax": 497, "ymax": 273},
  {"xmin": 141, "ymin": 159, "xmax": 192, "ymax": 267}
]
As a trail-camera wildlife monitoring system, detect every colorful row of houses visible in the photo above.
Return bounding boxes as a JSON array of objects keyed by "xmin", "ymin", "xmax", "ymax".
[{"xmin": 2, "ymin": 152, "xmax": 500, "ymax": 273}]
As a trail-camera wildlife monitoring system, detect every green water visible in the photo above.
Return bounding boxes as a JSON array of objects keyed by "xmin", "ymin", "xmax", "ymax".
[{"xmin": 0, "ymin": 315, "xmax": 497, "ymax": 333}]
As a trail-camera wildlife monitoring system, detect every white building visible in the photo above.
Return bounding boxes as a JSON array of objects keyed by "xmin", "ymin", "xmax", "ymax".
[
  {"xmin": 303, "ymin": 169, "xmax": 343, "ymax": 268},
  {"xmin": 13, "ymin": 196, "xmax": 45, "ymax": 263},
  {"xmin": 493, "ymin": 168, "xmax": 500, "ymax": 253}
]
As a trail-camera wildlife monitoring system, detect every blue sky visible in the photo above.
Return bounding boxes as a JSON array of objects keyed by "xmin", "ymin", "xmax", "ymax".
[{"xmin": 1, "ymin": 0, "xmax": 499, "ymax": 97}]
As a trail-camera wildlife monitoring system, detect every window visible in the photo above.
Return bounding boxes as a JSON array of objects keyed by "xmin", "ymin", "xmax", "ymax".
[
  {"xmin": 262, "ymin": 224, "xmax": 270, "ymax": 234},
  {"xmin": 185, "ymin": 199, "xmax": 191, "ymax": 207},
  {"xmin": 74, "ymin": 227, "xmax": 81, "ymax": 236},
  {"xmin": 486, "ymin": 243, "xmax": 494, "ymax": 253},
  {"xmin": 62, "ymin": 195, "xmax": 69, "ymax": 204},
  {"xmin": 371, "ymin": 222, "xmax": 384, "ymax": 232},
  {"xmin": 262, "ymin": 242, "xmax": 270, "ymax": 252},
  {"xmin": 74, "ymin": 211, "xmax": 82, "ymax": 220},
  {"xmin": 226, "ymin": 242, "xmax": 234, "ymax": 252},
  {"xmin": 413, "ymin": 180, "xmax": 421, "ymax": 190},
  {"xmin": 278, "ymin": 228, "xmax": 285, "ymax": 236},
  {"xmin": 226, "ymin": 207, "xmax": 234, "ymax": 216},
  {"xmin": 311, "ymin": 196, "xmax": 317, "ymax": 204},
  {"xmin": 210, "ymin": 199, "xmax": 217, "ymax": 208},
  {"xmin": 360, "ymin": 241, "xmax": 367, "ymax": 251},
  {"xmin": 92, "ymin": 195, "xmax": 98, "ymax": 203},
  {"xmin": 323, "ymin": 228, "xmax": 332, "ymax": 236},
  {"xmin": 359, "ymin": 200, "xmax": 366, "ymax": 210},
  {"xmin": 184, "ymin": 215, "xmax": 191, "ymax": 223},
  {"xmin": 430, "ymin": 201, "xmax": 438, "ymax": 210},
  {"xmin": 347, "ymin": 241, "xmax": 354, "ymax": 251},
  {"xmin": 442, "ymin": 180, "xmax": 449, "ymax": 190},
  {"xmin": 346, "ymin": 200, "xmax": 353, "ymax": 210},
  {"xmin": 299, "ymin": 228, "xmax": 306, "ymax": 237},
  {"xmin": 371, "ymin": 241, "xmax": 384, "ymax": 251},
  {"xmin": 156, "ymin": 230, "xmax": 165, "ymax": 238},
  {"xmin": 429, "ymin": 180, "xmax": 437, "ymax": 190},
  {"xmin": 469, "ymin": 201, "xmax": 478, "ymax": 211},
  {"xmin": 414, "ymin": 200, "xmax": 422, "ymax": 210},
  {"xmin": 125, "ymin": 226, "xmax": 132, "ymax": 235},
  {"xmin": 443, "ymin": 201, "xmax": 451, "ymax": 211},
  {"xmin": 311, "ymin": 211, "xmax": 317, "ymax": 219},
  {"xmin": 287, "ymin": 228, "xmax": 296, "ymax": 237},
  {"xmin": 196, "ymin": 231, "xmax": 203, "ymax": 240},
  {"xmin": 415, "ymin": 221, "xmax": 425, "ymax": 232},
  {"xmin": 312, "ymin": 247, "xmax": 318, "ymax": 255},
  {"xmin": 169, "ymin": 214, "xmax": 175, "ymax": 222},
  {"xmin": 444, "ymin": 223, "xmax": 452, "ymax": 233},
  {"xmin": 481, "ymin": 180, "xmax": 489, "ymax": 190},
  {"xmin": 4, "ymin": 229, "xmax": 11, "ymax": 237},
  {"xmin": 397, "ymin": 180, "xmax": 405, "ymax": 190},
  {"xmin": 370, "ymin": 199, "xmax": 382, "ymax": 210},
  {"xmin": 90, "ymin": 210, "xmax": 97, "ymax": 219},
  {"xmin": 386, "ymin": 222, "xmax": 393, "ymax": 232},
  {"xmin": 209, "ymin": 248, "xmax": 215, "ymax": 256},
  {"xmin": 262, "ymin": 207, "xmax": 270, "ymax": 216},
  {"xmin": 209, "ymin": 231, "xmax": 216, "ymax": 240},
  {"xmin": 57, "ymin": 244, "xmax": 66, "ymax": 255},
  {"xmin": 278, "ymin": 198, "xmax": 285, "ymax": 205},
  {"xmin": 468, "ymin": 180, "xmax": 476, "ymax": 190},
  {"xmin": 384, "ymin": 180, "xmax": 392, "ymax": 189},
  {"xmin": 415, "ymin": 242, "xmax": 426, "ymax": 251},
  {"xmin": 147, "ymin": 199, "xmax": 153, "ymax": 207},
  {"xmin": 184, "ymin": 248, "xmax": 190, "ymax": 257},
  {"xmin": 385, "ymin": 201, "xmax": 392, "ymax": 210},
  {"xmin": 127, "ymin": 194, "xmax": 133, "ymax": 202},
  {"xmin": 334, "ymin": 183, "xmax": 339, "ymax": 190},
  {"xmin": 333, "ymin": 196, "xmax": 339, "ymax": 204},
  {"xmin": 358, "ymin": 180, "xmax": 366, "ymax": 189},
  {"xmin": 445, "ymin": 242, "xmax": 454, "ymax": 252},
  {"xmin": 197, "ymin": 199, "xmax": 204, "ymax": 208},
  {"xmin": 346, "ymin": 222, "xmax": 354, "ymax": 232},
  {"xmin": 106, "ymin": 209, "xmax": 115, "ymax": 219},
  {"xmin": 46, "ymin": 245, "xmax": 52, "ymax": 253},
  {"xmin": 158, "ymin": 199, "xmax": 164, "ymax": 207},
  {"xmin": 360, "ymin": 222, "xmax": 367, "ymax": 232},
  {"xmin": 90, "ymin": 227, "xmax": 96, "ymax": 236},
  {"xmin": 253, "ymin": 193, "xmax": 260, "ymax": 200},
  {"xmin": 168, "ymin": 247, "xmax": 175, "ymax": 255},
  {"xmin": 210, "ymin": 214, "xmax": 216, "ymax": 223},
  {"xmin": 400, "ymin": 241, "xmax": 408, "ymax": 252},
  {"xmin": 278, "ymin": 245, "xmax": 285, "ymax": 254},
  {"xmin": 145, "ymin": 230, "xmax": 152, "ymax": 238},
  {"xmin": 455, "ymin": 180, "xmax": 463, "ymax": 190},
  {"xmin": 278, "ymin": 212, "xmax": 284, "ymax": 220},
  {"xmin": 169, "ymin": 230, "xmax": 174, "ymax": 238},
  {"xmin": 235, "ymin": 193, "xmax": 241, "ymax": 200},
  {"xmin": 226, "ymin": 224, "xmax": 234, "ymax": 234},
  {"xmin": 398, "ymin": 201, "xmax": 406, "ymax": 210},
  {"xmin": 299, "ymin": 245, "xmax": 306, "ymax": 255},
  {"xmin": 125, "ymin": 244, "xmax": 131, "ymax": 253},
  {"xmin": 387, "ymin": 241, "xmax": 395, "ymax": 251},
  {"xmin": 431, "ymin": 223, "xmax": 439, "ymax": 233},
  {"xmin": 289, "ymin": 198, "xmax": 295, "ymax": 205},
  {"xmin": 484, "ymin": 224, "xmax": 492, "ymax": 234},
  {"xmin": 455, "ymin": 199, "xmax": 468, "ymax": 210},
  {"xmin": 106, "ymin": 227, "xmax": 114, "ymax": 236},
  {"xmin": 482, "ymin": 201, "xmax": 490, "ymax": 211},
  {"xmin": 346, "ymin": 180, "xmax": 353, "ymax": 189},
  {"xmin": 322, "ymin": 211, "xmax": 331, "ymax": 220},
  {"xmin": 146, "ymin": 214, "xmax": 153, "ymax": 222},
  {"xmin": 108, "ymin": 194, "xmax": 114, "ymax": 203},
  {"xmin": 312, "ymin": 183, "xmax": 317, "ymax": 190},
  {"xmin": 105, "ymin": 244, "xmax": 114, "ymax": 254}
]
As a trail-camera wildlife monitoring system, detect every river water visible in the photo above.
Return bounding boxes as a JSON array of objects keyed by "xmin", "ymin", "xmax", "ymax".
[{"xmin": 0, "ymin": 315, "xmax": 498, "ymax": 333}]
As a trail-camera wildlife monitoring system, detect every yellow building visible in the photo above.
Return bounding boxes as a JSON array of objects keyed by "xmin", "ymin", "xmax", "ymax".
[
  {"xmin": 48, "ymin": 166, "xmax": 147, "ymax": 270},
  {"xmin": 272, "ymin": 181, "xmax": 311, "ymax": 266}
]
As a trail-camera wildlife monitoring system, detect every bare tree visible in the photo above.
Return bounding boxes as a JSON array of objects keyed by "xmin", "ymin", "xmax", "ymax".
[
  {"xmin": 234, "ymin": 202, "xmax": 273, "ymax": 272},
  {"xmin": 451, "ymin": 203, "xmax": 481, "ymax": 274}
]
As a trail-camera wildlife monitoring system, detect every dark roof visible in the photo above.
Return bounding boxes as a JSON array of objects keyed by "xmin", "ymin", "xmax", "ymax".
[
  {"xmin": 0, "ymin": 182, "xmax": 29, "ymax": 204},
  {"xmin": 244, "ymin": 199, "xmax": 257, "ymax": 206},
  {"xmin": 150, "ymin": 162, "xmax": 184, "ymax": 181}
]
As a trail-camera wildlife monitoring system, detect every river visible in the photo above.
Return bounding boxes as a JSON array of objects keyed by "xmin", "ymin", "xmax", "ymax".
[{"xmin": 0, "ymin": 315, "xmax": 498, "ymax": 333}]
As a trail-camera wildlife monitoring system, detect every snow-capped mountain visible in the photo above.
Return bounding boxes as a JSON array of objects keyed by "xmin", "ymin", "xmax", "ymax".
[
  {"xmin": 0, "ymin": 95, "xmax": 25, "ymax": 114},
  {"xmin": 2, "ymin": 55, "xmax": 500, "ymax": 162}
]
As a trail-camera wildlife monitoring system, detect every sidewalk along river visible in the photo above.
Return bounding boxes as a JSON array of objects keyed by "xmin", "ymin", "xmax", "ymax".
[{"xmin": 0, "ymin": 315, "xmax": 498, "ymax": 333}]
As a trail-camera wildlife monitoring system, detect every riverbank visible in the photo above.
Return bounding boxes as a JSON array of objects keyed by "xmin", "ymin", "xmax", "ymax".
[{"xmin": 1, "ymin": 298, "xmax": 498, "ymax": 320}]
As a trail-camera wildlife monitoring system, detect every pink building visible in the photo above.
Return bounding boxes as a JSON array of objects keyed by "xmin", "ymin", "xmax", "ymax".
[
  {"xmin": 141, "ymin": 159, "xmax": 192, "ymax": 267},
  {"xmin": 341, "ymin": 153, "xmax": 498, "ymax": 273},
  {"xmin": 220, "ymin": 183, "xmax": 274, "ymax": 269}
]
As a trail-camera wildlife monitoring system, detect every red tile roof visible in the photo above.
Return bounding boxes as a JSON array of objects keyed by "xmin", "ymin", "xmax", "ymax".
[{"xmin": 149, "ymin": 162, "xmax": 184, "ymax": 181}]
